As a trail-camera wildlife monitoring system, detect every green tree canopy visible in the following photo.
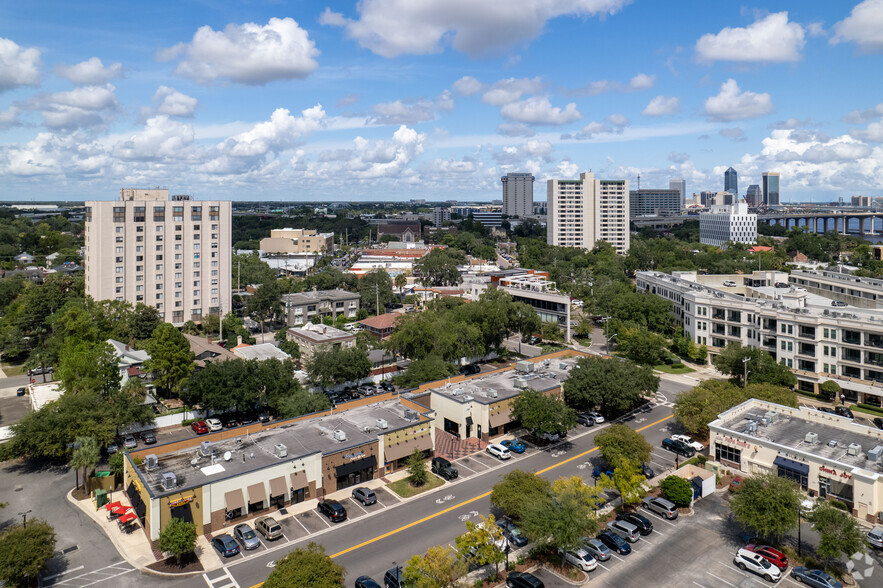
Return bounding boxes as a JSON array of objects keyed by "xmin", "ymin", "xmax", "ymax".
[
  {"xmin": 454, "ymin": 514, "xmax": 507, "ymax": 575},
  {"xmin": 360, "ymin": 269, "xmax": 395, "ymax": 315},
  {"xmin": 263, "ymin": 542, "xmax": 346, "ymax": 588},
  {"xmin": 562, "ymin": 356, "xmax": 658, "ymax": 415},
  {"xmin": 660, "ymin": 475, "xmax": 693, "ymax": 507},
  {"xmin": 0, "ymin": 519, "xmax": 56, "ymax": 587},
  {"xmin": 394, "ymin": 355, "xmax": 457, "ymax": 389},
  {"xmin": 158, "ymin": 518, "xmax": 197, "ymax": 564},
  {"xmin": 511, "ymin": 388, "xmax": 576, "ymax": 437},
  {"xmin": 595, "ymin": 424, "xmax": 652, "ymax": 469},
  {"xmin": 490, "ymin": 469, "xmax": 553, "ymax": 523},
  {"xmin": 713, "ymin": 342, "xmax": 797, "ymax": 388},
  {"xmin": 413, "ymin": 248, "xmax": 465, "ymax": 287},
  {"xmin": 604, "ymin": 459, "xmax": 647, "ymax": 506},
  {"xmin": 305, "ymin": 346, "xmax": 371, "ymax": 389},
  {"xmin": 407, "ymin": 447, "xmax": 429, "ymax": 487},
  {"xmin": 232, "ymin": 252, "xmax": 276, "ymax": 287},
  {"xmin": 819, "ymin": 380, "xmax": 842, "ymax": 401},
  {"xmin": 810, "ymin": 502, "xmax": 866, "ymax": 561},
  {"xmin": 143, "ymin": 323, "xmax": 194, "ymax": 396},
  {"xmin": 730, "ymin": 472, "xmax": 800, "ymax": 543},
  {"xmin": 616, "ymin": 325, "xmax": 668, "ymax": 366},
  {"xmin": 520, "ymin": 476, "xmax": 604, "ymax": 557},
  {"xmin": 403, "ymin": 544, "xmax": 466, "ymax": 588}
]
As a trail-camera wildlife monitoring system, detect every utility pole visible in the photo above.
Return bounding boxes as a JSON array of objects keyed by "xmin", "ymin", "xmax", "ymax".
[
  {"xmin": 742, "ymin": 357, "xmax": 750, "ymax": 388},
  {"xmin": 376, "ymin": 283, "xmax": 380, "ymax": 316}
]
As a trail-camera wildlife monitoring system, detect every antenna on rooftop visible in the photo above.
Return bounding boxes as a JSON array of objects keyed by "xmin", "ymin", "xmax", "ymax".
[{"xmin": 636, "ymin": 174, "xmax": 641, "ymax": 191}]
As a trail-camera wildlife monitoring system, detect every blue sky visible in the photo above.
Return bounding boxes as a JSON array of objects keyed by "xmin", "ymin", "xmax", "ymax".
[{"xmin": 1, "ymin": 1, "xmax": 882, "ymax": 202}]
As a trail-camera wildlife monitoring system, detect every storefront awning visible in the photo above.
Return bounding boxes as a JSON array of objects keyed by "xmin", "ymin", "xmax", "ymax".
[
  {"xmin": 290, "ymin": 471, "xmax": 308, "ymax": 490},
  {"xmin": 385, "ymin": 435, "xmax": 433, "ymax": 462},
  {"xmin": 269, "ymin": 476, "xmax": 287, "ymax": 498},
  {"xmin": 225, "ymin": 489, "xmax": 245, "ymax": 512},
  {"xmin": 247, "ymin": 482, "xmax": 267, "ymax": 505},
  {"xmin": 489, "ymin": 408, "xmax": 512, "ymax": 428},
  {"xmin": 335, "ymin": 455, "xmax": 377, "ymax": 478},
  {"xmin": 774, "ymin": 456, "xmax": 809, "ymax": 476}
]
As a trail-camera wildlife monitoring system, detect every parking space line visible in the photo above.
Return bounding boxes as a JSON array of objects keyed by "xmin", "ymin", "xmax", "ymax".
[
  {"xmin": 692, "ymin": 583, "xmax": 707, "ymax": 588},
  {"xmin": 638, "ymin": 536, "xmax": 658, "ymax": 546},
  {"xmin": 718, "ymin": 561, "xmax": 761, "ymax": 583},
  {"xmin": 608, "ymin": 553, "xmax": 626, "ymax": 562},
  {"xmin": 454, "ymin": 461, "xmax": 479, "ymax": 474},
  {"xmin": 648, "ymin": 527, "xmax": 666, "ymax": 536},
  {"xmin": 705, "ymin": 572, "xmax": 738, "ymax": 587},
  {"xmin": 317, "ymin": 515, "xmax": 332, "ymax": 528},
  {"xmin": 639, "ymin": 510, "xmax": 678, "ymax": 527},
  {"xmin": 292, "ymin": 516, "xmax": 310, "ymax": 535},
  {"xmin": 596, "ymin": 562, "xmax": 611, "ymax": 571},
  {"xmin": 350, "ymin": 500, "xmax": 369, "ymax": 515}
]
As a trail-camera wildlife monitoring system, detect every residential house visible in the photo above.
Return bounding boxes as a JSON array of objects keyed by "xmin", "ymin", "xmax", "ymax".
[
  {"xmin": 185, "ymin": 333, "xmax": 237, "ymax": 369},
  {"xmin": 107, "ymin": 339, "xmax": 151, "ymax": 385},
  {"xmin": 358, "ymin": 312, "xmax": 400, "ymax": 339},
  {"xmin": 231, "ymin": 342, "xmax": 291, "ymax": 362},
  {"xmin": 281, "ymin": 289, "xmax": 360, "ymax": 326}
]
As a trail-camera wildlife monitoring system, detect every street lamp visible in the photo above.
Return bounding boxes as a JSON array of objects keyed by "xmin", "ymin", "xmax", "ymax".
[
  {"xmin": 796, "ymin": 505, "xmax": 802, "ymax": 556},
  {"xmin": 606, "ymin": 333, "xmax": 617, "ymax": 354},
  {"xmin": 742, "ymin": 357, "xmax": 751, "ymax": 388}
]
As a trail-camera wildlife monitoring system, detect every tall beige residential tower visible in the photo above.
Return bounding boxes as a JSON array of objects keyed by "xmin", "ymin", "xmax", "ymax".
[
  {"xmin": 546, "ymin": 172, "xmax": 630, "ymax": 253},
  {"xmin": 85, "ymin": 188, "xmax": 232, "ymax": 326},
  {"xmin": 501, "ymin": 172, "xmax": 535, "ymax": 217}
]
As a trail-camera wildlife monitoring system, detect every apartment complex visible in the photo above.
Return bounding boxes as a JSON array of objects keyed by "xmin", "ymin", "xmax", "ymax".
[
  {"xmin": 432, "ymin": 207, "xmax": 451, "ymax": 227},
  {"xmin": 629, "ymin": 189, "xmax": 682, "ymax": 217},
  {"xmin": 636, "ymin": 269, "xmax": 883, "ymax": 405},
  {"xmin": 259, "ymin": 228, "xmax": 333, "ymax": 255},
  {"xmin": 789, "ymin": 269, "xmax": 883, "ymax": 309},
  {"xmin": 281, "ymin": 288, "xmax": 360, "ymax": 326},
  {"xmin": 547, "ymin": 172, "xmax": 630, "ymax": 254},
  {"xmin": 699, "ymin": 202, "xmax": 757, "ymax": 247},
  {"xmin": 501, "ymin": 172, "xmax": 535, "ymax": 217},
  {"xmin": 85, "ymin": 189, "xmax": 231, "ymax": 326},
  {"xmin": 286, "ymin": 323, "xmax": 356, "ymax": 364},
  {"xmin": 763, "ymin": 172, "xmax": 781, "ymax": 207}
]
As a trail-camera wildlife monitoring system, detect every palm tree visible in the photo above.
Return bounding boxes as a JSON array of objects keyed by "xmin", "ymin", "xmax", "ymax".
[{"xmin": 70, "ymin": 436, "xmax": 99, "ymax": 491}]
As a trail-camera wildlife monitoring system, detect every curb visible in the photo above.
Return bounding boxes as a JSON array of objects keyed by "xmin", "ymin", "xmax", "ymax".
[{"xmin": 536, "ymin": 563, "xmax": 588, "ymax": 586}]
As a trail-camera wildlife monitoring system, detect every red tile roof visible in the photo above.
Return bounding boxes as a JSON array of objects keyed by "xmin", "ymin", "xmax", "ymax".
[{"xmin": 358, "ymin": 312, "xmax": 400, "ymax": 330}]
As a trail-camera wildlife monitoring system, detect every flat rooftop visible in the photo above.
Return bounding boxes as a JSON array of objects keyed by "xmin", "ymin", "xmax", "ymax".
[
  {"xmin": 133, "ymin": 398, "xmax": 425, "ymax": 498},
  {"xmin": 429, "ymin": 357, "xmax": 578, "ymax": 404},
  {"xmin": 288, "ymin": 323, "xmax": 353, "ymax": 343},
  {"xmin": 282, "ymin": 289, "xmax": 358, "ymax": 304}
]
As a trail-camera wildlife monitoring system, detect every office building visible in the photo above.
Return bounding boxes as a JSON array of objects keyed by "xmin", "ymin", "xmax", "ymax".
[
  {"xmin": 432, "ymin": 207, "xmax": 451, "ymax": 227},
  {"xmin": 547, "ymin": 172, "xmax": 630, "ymax": 254},
  {"xmin": 746, "ymin": 185, "xmax": 762, "ymax": 207},
  {"xmin": 501, "ymin": 172, "xmax": 535, "ymax": 218},
  {"xmin": 532, "ymin": 201, "xmax": 547, "ymax": 216},
  {"xmin": 763, "ymin": 172, "xmax": 780, "ymax": 207},
  {"xmin": 259, "ymin": 228, "xmax": 334, "ymax": 255},
  {"xmin": 852, "ymin": 196, "xmax": 872, "ymax": 208},
  {"xmin": 724, "ymin": 167, "xmax": 738, "ymax": 196},
  {"xmin": 699, "ymin": 202, "xmax": 757, "ymax": 247},
  {"xmin": 669, "ymin": 178, "xmax": 686, "ymax": 207},
  {"xmin": 788, "ymin": 268, "xmax": 883, "ymax": 309},
  {"xmin": 471, "ymin": 210, "xmax": 503, "ymax": 228},
  {"xmin": 630, "ymin": 189, "xmax": 682, "ymax": 217},
  {"xmin": 85, "ymin": 188, "xmax": 231, "ymax": 326}
]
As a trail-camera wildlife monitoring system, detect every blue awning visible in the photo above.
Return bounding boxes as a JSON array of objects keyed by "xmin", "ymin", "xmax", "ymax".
[{"xmin": 774, "ymin": 456, "xmax": 809, "ymax": 476}]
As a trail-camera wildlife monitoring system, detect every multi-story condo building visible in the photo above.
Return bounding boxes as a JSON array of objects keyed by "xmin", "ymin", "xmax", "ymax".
[
  {"xmin": 501, "ymin": 172, "xmax": 535, "ymax": 217},
  {"xmin": 637, "ymin": 269, "xmax": 883, "ymax": 405},
  {"xmin": 532, "ymin": 201, "xmax": 547, "ymax": 216},
  {"xmin": 85, "ymin": 189, "xmax": 231, "ymax": 325},
  {"xmin": 629, "ymin": 189, "xmax": 681, "ymax": 217},
  {"xmin": 746, "ymin": 184, "xmax": 762, "ymax": 207},
  {"xmin": 763, "ymin": 172, "xmax": 780, "ymax": 207},
  {"xmin": 669, "ymin": 178, "xmax": 686, "ymax": 207},
  {"xmin": 788, "ymin": 268, "xmax": 883, "ymax": 309},
  {"xmin": 547, "ymin": 172, "xmax": 630, "ymax": 254},
  {"xmin": 699, "ymin": 202, "xmax": 757, "ymax": 247},
  {"xmin": 432, "ymin": 207, "xmax": 451, "ymax": 227},
  {"xmin": 724, "ymin": 166, "xmax": 738, "ymax": 196},
  {"xmin": 851, "ymin": 195, "xmax": 872, "ymax": 208},
  {"xmin": 281, "ymin": 288, "xmax": 360, "ymax": 326},
  {"xmin": 259, "ymin": 228, "xmax": 333, "ymax": 255}
]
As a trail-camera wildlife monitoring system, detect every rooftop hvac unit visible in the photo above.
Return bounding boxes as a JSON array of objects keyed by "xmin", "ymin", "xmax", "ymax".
[
  {"xmin": 744, "ymin": 422, "xmax": 757, "ymax": 434},
  {"xmin": 161, "ymin": 472, "xmax": 177, "ymax": 491},
  {"xmin": 199, "ymin": 441, "xmax": 213, "ymax": 456},
  {"xmin": 867, "ymin": 445, "xmax": 883, "ymax": 463},
  {"xmin": 333, "ymin": 429, "xmax": 347, "ymax": 442},
  {"xmin": 764, "ymin": 411, "xmax": 779, "ymax": 424},
  {"xmin": 463, "ymin": 395, "xmax": 474, "ymax": 402},
  {"xmin": 376, "ymin": 418, "xmax": 388, "ymax": 430},
  {"xmin": 544, "ymin": 359, "xmax": 551, "ymax": 367},
  {"xmin": 559, "ymin": 362, "xmax": 568, "ymax": 370},
  {"xmin": 805, "ymin": 432, "xmax": 819, "ymax": 444},
  {"xmin": 488, "ymin": 389, "xmax": 498, "ymax": 398},
  {"xmin": 274, "ymin": 443, "xmax": 288, "ymax": 458},
  {"xmin": 515, "ymin": 360, "xmax": 534, "ymax": 373},
  {"xmin": 404, "ymin": 409, "xmax": 417, "ymax": 420},
  {"xmin": 847, "ymin": 443, "xmax": 862, "ymax": 456},
  {"xmin": 451, "ymin": 387, "xmax": 464, "ymax": 396},
  {"xmin": 145, "ymin": 454, "xmax": 158, "ymax": 470},
  {"xmin": 514, "ymin": 377, "xmax": 527, "ymax": 389}
]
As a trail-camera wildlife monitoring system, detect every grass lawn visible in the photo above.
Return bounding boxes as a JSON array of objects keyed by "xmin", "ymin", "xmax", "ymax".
[
  {"xmin": 851, "ymin": 405, "xmax": 883, "ymax": 418},
  {"xmin": 540, "ymin": 344, "xmax": 567, "ymax": 354},
  {"xmin": 388, "ymin": 472, "xmax": 446, "ymax": 498},
  {"xmin": 0, "ymin": 363, "xmax": 26, "ymax": 377},
  {"xmin": 653, "ymin": 364, "xmax": 695, "ymax": 375}
]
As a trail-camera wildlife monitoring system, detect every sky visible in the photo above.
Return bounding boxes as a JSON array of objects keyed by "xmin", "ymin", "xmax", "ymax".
[{"xmin": 1, "ymin": 1, "xmax": 883, "ymax": 203}]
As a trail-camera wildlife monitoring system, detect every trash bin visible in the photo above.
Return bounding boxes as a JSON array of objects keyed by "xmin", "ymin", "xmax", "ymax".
[
  {"xmin": 95, "ymin": 471, "xmax": 111, "ymax": 477},
  {"xmin": 95, "ymin": 488, "xmax": 108, "ymax": 509}
]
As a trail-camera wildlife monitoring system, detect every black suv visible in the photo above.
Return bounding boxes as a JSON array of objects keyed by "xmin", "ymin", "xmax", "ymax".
[
  {"xmin": 662, "ymin": 437, "xmax": 695, "ymax": 457},
  {"xmin": 431, "ymin": 457, "xmax": 458, "ymax": 480},
  {"xmin": 317, "ymin": 499, "xmax": 347, "ymax": 522},
  {"xmin": 834, "ymin": 406, "xmax": 854, "ymax": 419},
  {"xmin": 384, "ymin": 566, "xmax": 406, "ymax": 588},
  {"xmin": 506, "ymin": 571, "xmax": 544, "ymax": 588},
  {"xmin": 459, "ymin": 364, "xmax": 480, "ymax": 376},
  {"xmin": 576, "ymin": 413, "xmax": 595, "ymax": 426},
  {"xmin": 615, "ymin": 512, "xmax": 653, "ymax": 535}
]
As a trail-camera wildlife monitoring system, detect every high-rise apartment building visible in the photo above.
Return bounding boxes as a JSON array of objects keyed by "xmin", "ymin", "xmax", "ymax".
[
  {"xmin": 762, "ymin": 172, "xmax": 780, "ymax": 207},
  {"xmin": 85, "ymin": 188, "xmax": 232, "ymax": 326},
  {"xmin": 547, "ymin": 172, "xmax": 630, "ymax": 254},
  {"xmin": 669, "ymin": 178, "xmax": 686, "ymax": 207},
  {"xmin": 501, "ymin": 172, "xmax": 535, "ymax": 217},
  {"xmin": 724, "ymin": 167, "xmax": 738, "ymax": 196},
  {"xmin": 746, "ymin": 184, "xmax": 762, "ymax": 207},
  {"xmin": 629, "ymin": 189, "xmax": 682, "ymax": 217},
  {"xmin": 432, "ymin": 207, "xmax": 451, "ymax": 227},
  {"xmin": 699, "ymin": 201, "xmax": 757, "ymax": 247}
]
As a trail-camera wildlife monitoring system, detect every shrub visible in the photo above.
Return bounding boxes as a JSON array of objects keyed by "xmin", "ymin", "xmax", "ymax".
[
  {"xmin": 660, "ymin": 475, "xmax": 693, "ymax": 507},
  {"xmin": 856, "ymin": 403, "xmax": 883, "ymax": 416},
  {"xmin": 829, "ymin": 499, "xmax": 849, "ymax": 512}
]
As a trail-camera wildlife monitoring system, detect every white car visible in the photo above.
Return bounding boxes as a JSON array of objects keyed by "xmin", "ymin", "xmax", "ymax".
[
  {"xmin": 589, "ymin": 411, "xmax": 605, "ymax": 424},
  {"xmin": 486, "ymin": 444, "xmax": 511, "ymax": 460},
  {"xmin": 733, "ymin": 548, "xmax": 782, "ymax": 582},
  {"xmin": 558, "ymin": 547, "xmax": 597, "ymax": 572},
  {"xmin": 671, "ymin": 434, "xmax": 704, "ymax": 451},
  {"xmin": 723, "ymin": 280, "xmax": 737, "ymax": 287},
  {"xmin": 206, "ymin": 418, "xmax": 223, "ymax": 432},
  {"xmin": 800, "ymin": 498, "xmax": 817, "ymax": 516}
]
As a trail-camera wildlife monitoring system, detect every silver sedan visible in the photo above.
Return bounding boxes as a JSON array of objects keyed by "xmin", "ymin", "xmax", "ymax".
[{"xmin": 233, "ymin": 523, "xmax": 260, "ymax": 550}]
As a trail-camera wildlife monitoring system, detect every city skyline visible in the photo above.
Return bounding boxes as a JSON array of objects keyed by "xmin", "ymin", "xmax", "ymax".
[{"xmin": 1, "ymin": 1, "xmax": 882, "ymax": 202}]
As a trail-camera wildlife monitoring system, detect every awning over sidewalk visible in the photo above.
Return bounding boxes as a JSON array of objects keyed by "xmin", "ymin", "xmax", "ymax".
[
  {"xmin": 224, "ymin": 489, "xmax": 245, "ymax": 512},
  {"xmin": 290, "ymin": 471, "xmax": 308, "ymax": 490},
  {"xmin": 384, "ymin": 435, "xmax": 432, "ymax": 462},
  {"xmin": 774, "ymin": 456, "xmax": 809, "ymax": 476},
  {"xmin": 488, "ymin": 408, "xmax": 512, "ymax": 428},
  {"xmin": 269, "ymin": 476, "xmax": 287, "ymax": 498},
  {"xmin": 335, "ymin": 455, "xmax": 377, "ymax": 478},
  {"xmin": 247, "ymin": 482, "xmax": 267, "ymax": 505}
]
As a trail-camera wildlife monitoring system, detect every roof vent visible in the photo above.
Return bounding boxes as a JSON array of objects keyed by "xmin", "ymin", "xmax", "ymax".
[
  {"xmin": 764, "ymin": 411, "xmax": 779, "ymax": 424},
  {"xmin": 489, "ymin": 389, "xmax": 498, "ymax": 398},
  {"xmin": 847, "ymin": 442, "xmax": 862, "ymax": 456},
  {"xmin": 463, "ymin": 395, "xmax": 474, "ymax": 402},
  {"xmin": 333, "ymin": 429, "xmax": 347, "ymax": 442},
  {"xmin": 805, "ymin": 432, "xmax": 819, "ymax": 444},
  {"xmin": 404, "ymin": 409, "xmax": 417, "ymax": 420},
  {"xmin": 376, "ymin": 418, "xmax": 388, "ymax": 430},
  {"xmin": 274, "ymin": 443, "xmax": 288, "ymax": 458},
  {"xmin": 161, "ymin": 472, "xmax": 177, "ymax": 491}
]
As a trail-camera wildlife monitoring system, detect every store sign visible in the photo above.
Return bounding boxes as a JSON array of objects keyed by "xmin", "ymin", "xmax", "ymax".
[
  {"xmin": 819, "ymin": 465, "xmax": 851, "ymax": 480},
  {"xmin": 168, "ymin": 495, "xmax": 194, "ymax": 508},
  {"xmin": 344, "ymin": 451, "xmax": 364, "ymax": 460},
  {"xmin": 720, "ymin": 435, "xmax": 751, "ymax": 449}
]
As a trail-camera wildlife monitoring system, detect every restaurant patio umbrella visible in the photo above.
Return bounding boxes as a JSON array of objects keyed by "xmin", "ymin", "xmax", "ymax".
[{"xmin": 104, "ymin": 501, "xmax": 122, "ymax": 511}]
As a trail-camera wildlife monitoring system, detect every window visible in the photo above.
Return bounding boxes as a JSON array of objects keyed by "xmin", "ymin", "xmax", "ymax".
[
  {"xmin": 115, "ymin": 236, "xmax": 123, "ymax": 243},
  {"xmin": 115, "ymin": 277, "xmax": 123, "ymax": 283},
  {"xmin": 113, "ymin": 207, "xmax": 125, "ymax": 222},
  {"xmin": 194, "ymin": 253, "xmax": 200, "ymax": 259},
  {"xmin": 116, "ymin": 226, "xmax": 124, "ymax": 234},
  {"xmin": 715, "ymin": 444, "xmax": 741, "ymax": 467},
  {"xmin": 153, "ymin": 207, "xmax": 165, "ymax": 222},
  {"xmin": 156, "ymin": 235, "xmax": 163, "ymax": 242}
]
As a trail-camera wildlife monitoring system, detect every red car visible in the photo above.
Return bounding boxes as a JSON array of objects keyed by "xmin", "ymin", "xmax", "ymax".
[
  {"xmin": 191, "ymin": 420, "xmax": 209, "ymax": 435},
  {"xmin": 728, "ymin": 476, "xmax": 744, "ymax": 493},
  {"xmin": 745, "ymin": 544, "xmax": 789, "ymax": 570}
]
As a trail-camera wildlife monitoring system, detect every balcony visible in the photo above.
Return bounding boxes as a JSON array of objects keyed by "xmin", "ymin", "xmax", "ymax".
[
  {"xmin": 798, "ymin": 327, "xmax": 816, "ymax": 339},
  {"xmin": 866, "ymin": 352, "xmax": 883, "ymax": 367},
  {"xmin": 841, "ymin": 348, "xmax": 862, "ymax": 363},
  {"xmin": 798, "ymin": 360, "xmax": 816, "ymax": 372},
  {"xmin": 866, "ymin": 334, "xmax": 883, "ymax": 349},
  {"xmin": 712, "ymin": 309, "xmax": 725, "ymax": 320},
  {"xmin": 727, "ymin": 311, "xmax": 742, "ymax": 322},
  {"xmin": 712, "ymin": 324, "xmax": 726, "ymax": 336},
  {"xmin": 842, "ymin": 330, "xmax": 861, "ymax": 345},
  {"xmin": 798, "ymin": 344, "xmax": 816, "ymax": 357}
]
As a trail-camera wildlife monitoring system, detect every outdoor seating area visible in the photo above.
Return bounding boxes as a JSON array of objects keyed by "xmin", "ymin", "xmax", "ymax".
[{"xmin": 105, "ymin": 500, "xmax": 140, "ymax": 534}]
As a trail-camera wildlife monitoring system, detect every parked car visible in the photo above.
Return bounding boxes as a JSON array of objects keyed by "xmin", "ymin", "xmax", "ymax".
[
  {"xmin": 817, "ymin": 407, "xmax": 836, "ymax": 414},
  {"xmin": 206, "ymin": 418, "xmax": 223, "ymax": 431},
  {"xmin": 431, "ymin": 457, "xmax": 458, "ymax": 480},
  {"xmin": 352, "ymin": 487, "xmax": 377, "ymax": 506},
  {"xmin": 506, "ymin": 571, "xmax": 545, "ymax": 588},
  {"xmin": 874, "ymin": 417, "xmax": 883, "ymax": 430},
  {"xmin": 588, "ymin": 411, "xmax": 605, "ymax": 424},
  {"xmin": 211, "ymin": 534, "xmax": 240, "ymax": 557},
  {"xmin": 670, "ymin": 434, "xmax": 704, "ymax": 451},
  {"xmin": 27, "ymin": 366, "xmax": 53, "ymax": 376},
  {"xmin": 486, "ymin": 443, "xmax": 511, "ymax": 460},
  {"xmin": 140, "ymin": 431, "xmax": 156, "ymax": 445},
  {"xmin": 615, "ymin": 512, "xmax": 653, "ymax": 535},
  {"xmin": 16, "ymin": 387, "xmax": 25, "ymax": 396},
  {"xmin": 642, "ymin": 496, "xmax": 679, "ymax": 520},
  {"xmin": 834, "ymin": 406, "xmax": 854, "ymax": 419},
  {"xmin": 607, "ymin": 520, "xmax": 640, "ymax": 543},
  {"xmin": 800, "ymin": 498, "xmax": 817, "ymax": 516},
  {"xmin": 106, "ymin": 442, "xmax": 118, "ymax": 455},
  {"xmin": 233, "ymin": 523, "xmax": 260, "ymax": 550},
  {"xmin": 576, "ymin": 413, "xmax": 596, "ymax": 427},
  {"xmin": 662, "ymin": 437, "xmax": 696, "ymax": 457},
  {"xmin": 537, "ymin": 431, "xmax": 560, "ymax": 443},
  {"xmin": 581, "ymin": 537, "xmax": 611, "ymax": 562},
  {"xmin": 318, "ymin": 499, "xmax": 347, "ymax": 522},
  {"xmin": 384, "ymin": 566, "xmax": 406, "ymax": 588},
  {"xmin": 500, "ymin": 439, "xmax": 526, "ymax": 454},
  {"xmin": 257, "ymin": 410, "xmax": 271, "ymax": 423},
  {"xmin": 459, "ymin": 364, "xmax": 480, "ymax": 376},
  {"xmin": 558, "ymin": 547, "xmax": 597, "ymax": 572},
  {"xmin": 729, "ymin": 476, "xmax": 744, "ymax": 493},
  {"xmin": 355, "ymin": 576, "xmax": 382, "ymax": 588},
  {"xmin": 790, "ymin": 567, "xmax": 842, "ymax": 588},
  {"xmin": 722, "ymin": 280, "xmax": 737, "ymax": 287},
  {"xmin": 497, "ymin": 519, "xmax": 528, "ymax": 547},
  {"xmin": 191, "ymin": 420, "xmax": 209, "ymax": 435},
  {"xmin": 592, "ymin": 465, "xmax": 614, "ymax": 479},
  {"xmin": 774, "ymin": 282, "xmax": 789, "ymax": 288},
  {"xmin": 379, "ymin": 381, "xmax": 395, "ymax": 392},
  {"xmin": 255, "ymin": 516, "xmax": 283, "ymax": 540},
  {"xmin": 222, "ymin": 415, "xmax": 240, "ymax": 428},
  {"xmin": 733, "ymin": 547, "xmax": 782, "ymax": 582},
  {"xmin": 640, "ymin": 463, "xmax": 655, "ymax": 479},
  {"xmin": 866, "ymin": 526, "xmax": 883, "ymax": 549},
  {"xmin": 123, "ymin": 435, "xmax": 137, "ymax": 449},
  {"xmin": 745, "ymin": 544, "xmax": 789, "ymax": 570},
  {"xmin": 596, "ymin": 530, "xmax": 631, "ymax": 555},
  {"xmin": 831, "ymin": 300, "xmax": 848, "ymax": 307},
  {"xmin": 238, "ymin": 413, "xmax": 256, "ymax": 425}
]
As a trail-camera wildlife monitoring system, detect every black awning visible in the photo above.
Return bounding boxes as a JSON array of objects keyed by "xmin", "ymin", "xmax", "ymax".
[
  {"xmin": 465, "ymin": 416, "xmax": 473, "ymax": 426},
  {"xmin": 335, "ymin": 455, "xmax": 377, "ymax": 478},
  {"xmin": 774, "ymin": 456, "xmax": 809, "ymax": 476}
]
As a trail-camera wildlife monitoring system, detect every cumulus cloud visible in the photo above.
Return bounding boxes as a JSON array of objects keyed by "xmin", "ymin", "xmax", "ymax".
[
  {"xmin": 562, "ymin": 72, "xmax": 654, "ymax": 97},
  {"xmin": 0, "ymin": 37, "xmax": 41, "ymax": 92},
  {"xmin": 500, "ymin": 97, "xmax": 581, "ymax": 125},
  {"xmin": 704, "ymin": 79, "xmax": 773, "ymax": 121},
  {"xmin": 452, "ymin": 76, "xmax": 484, "ymax": 96},
  {"xmin": 0, "ymin": 106, "xmax": 21, "ymax": 129},
  {"xmin": 159, "ymin": 17, "xmax": 319, "ymax": 85},
  {"xmin": 497, "ymin": 122, "xmax": 536, "ymax": 137},
  {"xmin": 371, "ymin": 92, "xmax": 453, "ymax": 125},
  {"xmin": 570, "ymin": 121, "xmax": 612, "ymax": 140},
  {"xmin": 320, "ymin": 0, "xmax": 632, "ymax": 57},
  {"xmin": 832, "ymin": 0, "xmax": 883, "ymax": 52},
  {"xmin": 843, "ymin": 103, "xmax": 883, "ymax": 124},
  {"xmin": 768, "ymin": 118, "xmax": 813, "ymax": 130},
  {"xmin": 851, "ymin": 121, "xmax": 883, "ymax": 143},
  {"xmin": 28, "ymin": 84, "xmax": 120, "ymax": 129},
  {"xmin": 55, "ymin": 57, "xmax": 122, "ymax": 85},
  {"xmin": 151, "ymin": 86, "xmax": 198, "ymax": 117},
  {"xmin": 696, "ymin": 12, "xmax": 805, "ymax": 62},
  {"xmin": 668, "ymin": 152, "xmax": 690, "ymax": 163},
  {"xmin": 629, "ymin": 73, "xmax": 656, "ymax": 90},
  {"xmin": 481, "ymin": 77, "xmax": 544, "ymax": 106},
  {"xmin": 221, "ymin": 105, "xmax": 325, "ymax": 157},
  {"xmin": 114, "ymin": 115, "xmax": 196, "ymax": 161},
  {"xmin": 493, "ymin": 140, "xmax": 554, "ymax": 165},
  {"xmin": 306, "ymin": 125, "xmax": 426, "ymax": 180},
  {"xmin": 606, "ymin": 113, "xmax": 629, "ymax": 128},
  {"xmin": 719, "ymin": 127, "xmax": 745, "ymax": 140},
  {"xmin": 642, "ymin": 95, "xmax": 681, "ymax": 116}
]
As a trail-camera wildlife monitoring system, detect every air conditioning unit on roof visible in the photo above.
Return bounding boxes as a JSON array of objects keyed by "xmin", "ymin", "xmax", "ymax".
[
  {"xmin": 333, "ymin": 429, "xmax": 347, "ymax": 442},
  {"xmin": 848, "ymin": 443, "xmax": 862, "ymax": 456},
  {"xmin": 805, "ymin": 432, "xmax": 819, "ymax": 444}
]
